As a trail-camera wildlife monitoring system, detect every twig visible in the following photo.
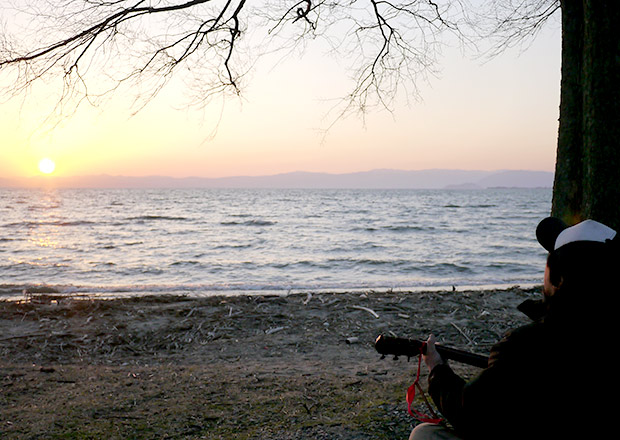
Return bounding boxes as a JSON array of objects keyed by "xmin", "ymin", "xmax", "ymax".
[
  {"xmin": 450, "ymin": 322, "xmax": 475, "ymax": 346},
  {"xmin": 303, "ymin": 292, "xmax": 312, "ymax": 305},
  {"xmin": 0, "ymin": 332, "xmax": 72, "ymax": 341},
  {"xmin": 265, "ymin": 326, "xmax": 286, "ymax": 335},
  {"xmin": 349, "ymin": 305, "xmax": 379, "ymax": 319},
  {"xmin": 0, "ymin": 333, "xmax": 45, "ymax": 341}
]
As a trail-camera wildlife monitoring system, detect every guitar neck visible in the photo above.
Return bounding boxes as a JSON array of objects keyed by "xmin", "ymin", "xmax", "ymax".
[{"xmin": 374, "ymin": 335, "xmax": 489, "ymax": 368}]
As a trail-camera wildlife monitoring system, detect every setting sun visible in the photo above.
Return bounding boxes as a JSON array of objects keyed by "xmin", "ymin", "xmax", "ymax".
[{"xmin": 38, "ymin": 157, "xmax": 56, "ymax": 174}]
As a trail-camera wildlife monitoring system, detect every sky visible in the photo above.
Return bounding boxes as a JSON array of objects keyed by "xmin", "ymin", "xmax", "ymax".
[{"xmin": 0, "ymin": 7, "xmax": 562, "ymax": 180}]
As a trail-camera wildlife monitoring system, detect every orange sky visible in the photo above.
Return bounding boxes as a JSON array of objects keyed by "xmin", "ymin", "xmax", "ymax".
[{"xmin": 1, "ymin": 22, "xmax": 561, "ymax": 179}]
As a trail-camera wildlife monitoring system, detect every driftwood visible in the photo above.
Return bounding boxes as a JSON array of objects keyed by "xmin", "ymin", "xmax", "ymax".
[
  {"xmin": 1, "ymin": 287, "xmax": 536, "ymax": 369},
  {"xmin": 349, "ymin": 305, "xmax": 379, "ymax": 318}
]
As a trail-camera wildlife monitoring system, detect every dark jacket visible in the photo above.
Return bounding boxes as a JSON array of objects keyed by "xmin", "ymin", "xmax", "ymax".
[{"xmin": 427, "ymin": 297, "xmax": 613, "ymax": 440}]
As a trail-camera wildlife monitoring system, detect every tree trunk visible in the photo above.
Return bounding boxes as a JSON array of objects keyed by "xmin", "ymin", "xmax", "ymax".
[
  {"xmin": 552, "ymin": 0, "xmax": 584, "ymax": 226},
  {"xmin": 582, "ymin": 0, "xmax": 620, "ymax": 230},
  {"xmin": 552, "ymin": 0, "xmax": 620, "ymax": 231}
]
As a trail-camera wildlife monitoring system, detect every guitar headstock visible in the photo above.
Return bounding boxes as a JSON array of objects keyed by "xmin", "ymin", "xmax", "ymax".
[{"xmin": 374, "ymin": 334, "xmax": 423, "ymax": 360}]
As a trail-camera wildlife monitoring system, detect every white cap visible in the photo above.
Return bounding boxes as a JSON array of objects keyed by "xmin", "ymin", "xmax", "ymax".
[{"xmin": 554, "ymin": 219, "xmax": 617, "ymax": 250}]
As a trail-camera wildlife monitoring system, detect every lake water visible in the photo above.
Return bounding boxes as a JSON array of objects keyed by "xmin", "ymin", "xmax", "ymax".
[{"xmin": 0, "ymin": 188, "xmax": 551, "ymax": 298}]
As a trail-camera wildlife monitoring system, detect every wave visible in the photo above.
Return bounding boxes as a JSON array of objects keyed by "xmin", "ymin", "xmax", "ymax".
[
  {"xmin": 213, "ymin": 243, "xmax": 253, "ymax": 249},
  {"xmin": 99, "ymin": 241, "xmax": 143, "ymax": 249},
  {"xmin": 126, "ymin": 215, "xmax": 190, "ymax": 222},
  {"xmin": 27, "ymin": 204, "xmax": 62, "ymax": 211},
  {"xmin": 326, "ymin": 257, "xmax": 412, "ymax": 267},
  {"xmin": 352, "ymin": 225, "xmax": 431, "ymax": 233},
  {"xmin": 220, "ymin": 219, "xmax": 277, "ymax": 227},
  {"xmin": 409, "ymin": 263, "xmax": 475, "ymax": 274},
  {"xmin": 263, "ymin": 258, "xmax": 415, "ymax": 271},
  {"xmin": 382, "ymin": 225, "xmax": 427, "ymax": 233},
  {"xmin": 169, "ymin": 260, "xmax": 203, "ymax": 267},
  {"xmin": 3, "ymin": 220, "xmax": 97, "ymax": 228},
  {"xmin": 6, "ymin": 260, "xmax": 71, "ymax": 269},
  {"xmin": 443, "ymin": 204, "xmax": 498, "ymax": 209}
]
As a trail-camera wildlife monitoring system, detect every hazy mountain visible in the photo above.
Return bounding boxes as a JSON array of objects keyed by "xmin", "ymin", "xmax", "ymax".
[
  {"xmin": 475, "ymin": 170, "xmax": 554, "ymax": 188},
  {"xmin": 0, "ymin": 169, "xmax": 553, "ymax": 189}
]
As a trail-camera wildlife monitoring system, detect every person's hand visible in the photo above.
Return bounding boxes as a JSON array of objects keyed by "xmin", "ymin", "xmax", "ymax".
[{"xmin": 422, "ymin": 334, "xmax": 444, "ymax": 371}]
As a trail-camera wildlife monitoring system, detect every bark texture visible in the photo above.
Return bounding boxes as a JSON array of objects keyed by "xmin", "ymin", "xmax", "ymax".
[{"xmin": 552, "ymin": 0, "xmax": 620, "ymax": 230}]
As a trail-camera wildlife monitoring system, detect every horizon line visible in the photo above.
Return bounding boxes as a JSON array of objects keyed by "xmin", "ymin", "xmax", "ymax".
[{"xmin": 5, "ymin": 167, "xmax": 555, "ymax": 181}]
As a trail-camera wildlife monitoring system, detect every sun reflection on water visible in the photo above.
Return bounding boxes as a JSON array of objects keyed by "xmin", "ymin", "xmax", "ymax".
[
  {"xmin": 30, "ymin": 234, "xmax": 60, "ymax": 249},
  {"xmin": 26, "ymin": 190, "xmax": 63, "ymax": 250}
]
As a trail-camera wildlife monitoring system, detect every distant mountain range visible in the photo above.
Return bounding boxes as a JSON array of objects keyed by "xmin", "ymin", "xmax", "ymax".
[{"xmin": 0, "ymin": 169, "xmax": 554, "ymax": 189}]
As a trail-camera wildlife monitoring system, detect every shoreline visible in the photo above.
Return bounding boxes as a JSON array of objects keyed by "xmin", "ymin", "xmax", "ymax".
[
  {"xmin": 1, "ymin": 282, "xmax": 541, "ymax": 302},
  {"xmin": 1, "ymin": 286, "xmax": 541, "ymax": 439}
]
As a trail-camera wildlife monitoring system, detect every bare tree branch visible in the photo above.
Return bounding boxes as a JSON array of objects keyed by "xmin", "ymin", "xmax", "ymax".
[
  {"xmin": 1, "ymin": 0, "xmax": 253, "ymax": 114},
  {"xmin": 0, "ymin": 1, "xmax": 556, "ymax": 127},
  {"xmin": 475, "ymin": 0, "xmax": 560, "ymax": 58}
]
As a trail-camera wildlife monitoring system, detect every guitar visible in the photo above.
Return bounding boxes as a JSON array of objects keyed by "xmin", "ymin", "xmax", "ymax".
[{"xmin": 374, "ymin": 334, "xmax": 489, "ymax": 368}]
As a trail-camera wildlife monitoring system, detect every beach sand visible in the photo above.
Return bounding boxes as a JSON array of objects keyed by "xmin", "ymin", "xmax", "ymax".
[{"xmin": 0, "ymin": 287, "xmax": 539, "ymax": 439}]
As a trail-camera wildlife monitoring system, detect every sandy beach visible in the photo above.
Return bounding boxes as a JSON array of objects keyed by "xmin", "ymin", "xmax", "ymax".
[{"xmin": 0, "ymin": 287, "xmax": 539, "ymax": 439}]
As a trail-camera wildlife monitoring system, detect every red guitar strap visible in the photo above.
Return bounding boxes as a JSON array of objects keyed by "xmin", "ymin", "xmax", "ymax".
[{"xmin": 406, "ymin": 343, "xmax": 443, "ymax": 424}]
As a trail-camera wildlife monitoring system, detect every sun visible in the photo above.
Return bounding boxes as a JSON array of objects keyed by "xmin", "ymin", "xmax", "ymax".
[{"xmin": 38, "ymin": 157, "xmax": 56, "ymax": 174}]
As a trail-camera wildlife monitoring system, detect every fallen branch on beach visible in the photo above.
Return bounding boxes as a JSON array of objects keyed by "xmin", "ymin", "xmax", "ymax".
[
  {"xmin": 450, "ymin": 322, "xmax": 475, "ymax": 346},
  {"xmin": 349, "ymin": 305, "xmax": 379, "ymax": 319},
  {"xmin": 265, "ymin": 326, "xmax": 286, "ymax": 335},
  {"xmin": 0, "ymin": 331, "xmax": 73, "ymax": 341},
  {"xmin": 0, "ymin": 332, "xmax": 48, "ymax": 341}
]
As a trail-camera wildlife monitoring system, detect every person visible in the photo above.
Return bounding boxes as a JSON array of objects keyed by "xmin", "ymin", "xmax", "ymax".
[{"xmin": 409, "ymin": 217, "xmax": 619, "ymax": 440}]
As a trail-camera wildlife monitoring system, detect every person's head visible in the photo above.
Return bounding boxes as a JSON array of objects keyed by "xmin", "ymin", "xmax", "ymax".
[{"xmin": 536, "ymin": 218, "xmax": 618, "ymax": 302}]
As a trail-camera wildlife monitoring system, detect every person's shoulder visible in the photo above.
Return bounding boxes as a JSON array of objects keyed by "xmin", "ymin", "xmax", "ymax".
[
  {"xmin": 502, "ymin": 321, "xmax": 542, "ymax": 340},
  {"xmin": 517, "ymin": 298, "xmax": 546, "ymax": 321},
  {"xmin": 488, "ymin": 322, "xmax": 542, "ymax": 365}
]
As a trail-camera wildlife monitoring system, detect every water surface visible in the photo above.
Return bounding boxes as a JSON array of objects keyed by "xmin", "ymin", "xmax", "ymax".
[{"xmin": 0, "ymin": 188, "xmax": 551, "ymax": 297}]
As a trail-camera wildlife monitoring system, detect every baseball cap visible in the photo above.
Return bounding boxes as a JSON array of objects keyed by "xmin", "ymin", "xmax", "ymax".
[{"xmin": 536, "ymin": 217, "xmax": 617, "ymax": 252}]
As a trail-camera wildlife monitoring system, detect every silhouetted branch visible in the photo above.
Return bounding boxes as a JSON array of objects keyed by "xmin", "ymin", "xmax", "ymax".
[
  {"xmin": 1, "ymin": 0, "xmax": 252, "ymax": 113},
  {"xmin": 0, "ymin": 1, "xmax": 556, "ymax": 124},
  {"xmin": 477, "ymin": 0, "xmax": 560, "ymax": 57}
]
